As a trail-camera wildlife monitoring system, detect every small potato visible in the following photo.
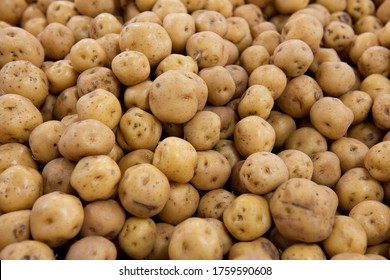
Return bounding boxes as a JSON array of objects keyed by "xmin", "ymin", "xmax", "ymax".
[
  {"xmin": 315, "ymin": 0, "xmax": 347, "ymax": 13},
  {"xmin": 183, "ymin": 111, "xmax": 220, "ymax": 151},
  {"xmin": 76, "ymin": 66, "xmax": 121, "ymax": 98},
  {"xmin": 81, "ymin": 200, "xmax": 126, "ymax": 240},
  {"xmin": 331, "ymin": 252, "xmax": 367, "ymax": 260},
  {"xmin": 46, "ymin": 1, "xmax": 78, "ymax": 24},
  {"xmin": 58, "ymin": 119, "xmax": 115, "ymax": 161},
  {"xmin": 378, "ymin": 21, "xmax": 390, "ymax": 48},
  {"xmin": 206, "ymin": 218, "xmax": 234, "ymax": 255},
  {"xmin": 0, "ymin": 26, "xmax": 45, "ymax": 68},
  {"xmin": 69, "ymin": 38, "xmax": 107, "ymax": 73},
  {"xmin": 285, "ymin": 127, "xmax": 328, "ymax": 157},
  {"xmin": 89, "ymin": 12, "xmax": 122, "ymax": 39},
  {"xmin": 197, "ymin": 189, "xmax": 236, "ymax": 219},
  {"xmin": 335, "ymin": 167, "xmax": 384, "ymax": 213},
  {"xmin": 29, "ymin": 120, "xmax": 66, "ymax": 164},
  {"xmin": 118, "ymin": 149, "xmax": 154, "ymax": 174},
  {"xmin": 281, "ymin": 243, "xmax": 327, "ymax": 260},
  {"xmin": 239, "ymin": 45, "xmax": 269, "ymax": 75},
  {"xmin": 213, "ymin": 139, "xmax": 242, "ymax": 168},
  {"xmin": 168, "ymin": 217, "xmax": 223, "ymax": 260},
  {"xmin": 42, "ymin": 157, "xmax": 76, "ymax": 195},
  {"xmin": 203, "ymin": 106, "xmax": 238, "ymax": 140},
  {"xmin": 203, "ymin": 0, "xmax": 233, "ymax": 18},
  {"xmin": 223, "ymin": 16, "xmax": 252, "ymax": 53},
  {"xmin": 309, "ymin": 47, "xmax": 341, "ymax": 74},
  {"xmin": 96, "ymin": 33, "xmax": 121, "ymax": 67},
  {"xmin": 151, "ymin": 0, "xmax": 187, "ymax": 20},
  {"xmin": 66, "ymin": 15, "xmax": 93, "ymax": 42},
  {"xmin": 270, "ymin": 178, "xmax": 339, "ymax": 243},
  {"xmin": 118, "ymin": 163, "xmax": 170, "ymax": 218},
  {"xmin": 53, "ymin": 87, "xmax": 79, "ymax": 121},
  {"xmin": 323, "ymin": 21, "xmax": 355, "ymax": 52},
  {"xmin": 190, "ymin": 150, "xmax": 231, "ymax": 191},
  {"xmin": 310, "ymin": 97, "xmax": 354, "ymax": 140},
  {"xmin": 65, "ymin": 236, "xmax": 117, "ymax": 260},
  {"xmin": 70, "ymin": 155, "xmax": 121, "ymax": 202},
  {"xmin": 153, "ymin": 137, "xmax": 197, "ymax": 183},
  {"xmin": 230, "ymin": 160, "xmax": 249, "ymax": 195},
  {"xmin": 0, "ymin": 210, "xmax": 31, "ymax": 251},
  {"xmin": 118, "ymin": 217, "xmax": 156, "ymax": 259},
  {"xmin": 123, "ymin": 80, "xmax": 152, "ymax": 111},
  {"xmin": 252, "ymin": 30, "xmax": 282, "ymax": 56},
  {"xmin": 162, "ymin": 13, "xmax": 195, "ymax": 53},
  {"xmin": 23, "ymin": 17, "xmax": 47, "ymax": 37},
  {"xmin": 349, "ymin": 200, "xmax": 390, "ymax": 246},
  {"xmin": 346, "ymin": 0, "xmax": 375, "ymax": 21},
  {"xmin": 40, "ymin": 94, "xmax": 56, "ymax": 122},
  {"xmin": 358, "ymin": 46, "xmax": 390, "ymax": 77},
  {"xmin": 127, "ymin": 10, "xmax": 162, "ymax": 25},
  {"xmin": 329, "ymin": 137, "xmax": 368, "ymax": 173},
  {"xmin": 155, "ymin": 54, "xmax": 198, "ymax": 76},
  {"xmin": 240, "ymin": 152, "xmax": 288, "ymax": 195},
  {"xmin": 349, "ymin": 32, "xmax": 379, "ymax": 65},
  {"xmin": 0, "ymin": 165, "xmax": 42, "ymax": 213},
  {"xmin": 372, "ymin": 93, "xmax": 390, "ymax": 130},
  {"xmin": 339, "ymin": 90, "xmax": 373, "ymax": 125},
  {"xmin": 119, "ymin": 22, "xmax": 172, "ymax": 68},
  {"xmin": 119, "ymin": 107, "xmax": 162, "ymax": 151},
  {"xmin": 158, "ymin": 182, "xmax": 200, "ymax": 225},
  {"xmin": 237, "ymin": 85, "xmax": 274, "ymax": 120},
  {"xmin": 111, "ymin": 50, "xmax": 150, "ymax": 86},
  {"xmin": 0, "ymin": 60, "xmax": 48, "ymax": 108},
  {"xmin": 186, "ymin": 31, "xmax": 229, "ymax": 68},
  {"xmin": 316, "ymin": 61, "xmax": 356, "ymax": 97},
  {"xmin": 194, "ymin": 10, "xmax": 227, "ymax": 37},
  {"xmin": 366, "ymin": 243, "xmax": 390, "ymax": 259},
  {"xmin": 249, "ymin": 65, "xmax": 287, "ymax": 101},
  {"xmin": 276, "ymin": 75, "xmax": 323, "ymax": 119},
  {"xmin": 0, "ymin": 0, "xmax": 28, "ymax": 26},
  {"xmin": 274, "ymin": 0, "xmax": 309, "ymax": 14},
  {"xmin": 347, "ymin": 120, "xmax": 384, "ymax": 148},
  {"xmin": 74, "ymin": 0, "xmax": 117, "ymax": 18},
  {"xmin": 149, "ymin": 70, "xmax": 207, "ymax": 124},
  {"xmin": 234, "ymin": 115, "xmax": 275, "ymax": 158},
  {"xmin": 278, "ymin": 149, "xmax": 313, "ymax": 180},
  {"xmin": 30, "ymin": 191, "xmax": 84, "ymax": 247},
  {"xmin": 225, "ymin": 65, "xmax": 248, "ymax": 99},
  {"xmin": 310, "ymin": 151, "xmax": 341, "ymax": 187},
  {"xmin": 228, "ymin": 237, "xmax": 280, "ymax": 260},
  {"xmin": 0, "ymin": 240, "xmax": 55, "ymax": 260},
  {"xmin": 271, "ymin": 39, "xmax": 313, "ymax": 77},
  {"xmin": 223, "ymin": 193, "xmax": 272, "ymax": 241},
  {"xmin": 364, "ymin": 141, "xmax": 390, "ymax": 182},
  {"xmin": 45, "ymin": 60, "xmax": 78, "ymax": 95},
  {"xmin": 323, "ymin": 215, "xmax": 367, "ymax": 257},
  {"xmin": 359, "ymin": 73, "xmax": 390, "ymax": 101},
  {"xmin": 76, "ymin": 89, "xmax": 122, "ymax": 130},
  {"xmin": 0, "ymin": 143, "xmax": 38, "ymax": 173},
  {"xmin": 266, "ymin": 111, "xmax": 296, "ymax": 150},
  {"xmin": 148, "ymin": 222, "xmax": 175, "ymax": 260}
]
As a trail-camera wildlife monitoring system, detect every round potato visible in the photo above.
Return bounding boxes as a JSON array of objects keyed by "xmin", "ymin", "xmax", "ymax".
[
  {"xmin": 372, "ymin": 93, "xmax": 390, "ymax": 130},
  {"xmin": 0, "ymin": 210, "xmax": 31, "ymax": 251},
  {"xmin": 118, "ymin": 163, "xmax": 170, "ymax": 218},
  {"xmin": 359, "ymin": 73, "xmax": 390, "ymax": 101},
  {"xmin": 197, "ymin": 189, "xmax": 236, "ymax": 219},
  {"xmin": 330, "ymin": 137, "xmax": 368, "ymax": 173},
  {"xmin": 339, "ymin": 90, "xmax": 373, "ymax": 125},
  {"xmin": 118, "ymin": 149, "xmax": 154, "ymax": 174},
  {"xmin": 228, "ymin": 237, "xmax": 280, "ymax": 260},
  {"xmin": 266, "ymin": 110, "xmax": 296, "ymax": 150},
  {"xmin": 30, "ymin": 191, "xmax": 84, "ymax": 247},
  {"xmin": 123, "ymin": 80, "xmax": 152, "ymax": 111},
  {"xmin": 155, "ymin": 54, "xmax": 198, "ymax": 76},
  {"xmin": 0, "ymin": 240, "xmax": 55, "ymax": 260},
  {"xmin": 206, "ymin": 218, "xmax": 234, "ymax": 255},
  {"xmin": 285, "ymin": 127, "xmax": 328, "ymax": 157},
  {"xmin": 44, "ymin": 60, "xmax": 78, "ymax": 95},
  {"xmin": 118, "ymin": 217, "xmax": 156, "ymax": 259},
  {"xmin": 323, "ymin": 21, "xmax": 355, "ymax": 52},
  {"xmin": 316, "ymin": 62, "xmax": 356, "ymax": 97},
  {"xmin": 223, "ymin": 193, "xmax": 272, "ymax": 241},
  {"xmin": 69, "ymin": 38, "xmax": 107, "ymax": 73},
  {"xmin": 162, "ymin": 12, "xmax": 195, "ymax": 53},
  {"xmin": 65, "ymin": 236, "xmax": 117, "ymax": 260},
  {"xmin": 74, "ymin": 0, "xmax": 117, "ymax": 18},
  {"xmin": 42, "ymin": 157, "xmax": 76, "ymax": 195},
  {"xmin": 0, "ymin": 165, "xmax": 42, "ymax": 213},
  {"xmin": 168, "ymin": 217, "xmax": 223, "ymax": 260},
  {"xmin": 53, "ymin": 86, "xmax": 79, "ymax": 121},
  {"xmin": 364, "ymin": 141, "xmax": 390, "ymax": 182},
  {"xmin": 281, "ymin": 243, "xmax": 326, "ymax": 260},
  {"xmin": 152, "ymin": 137, "xmax": 197, "ymax": 183},
  {"xmin": 278, "ymin": 149, "xmax": 313, "ymax": 180},
  {"xmin": 0, "ymin": 143, "xmax": 38, "ymax": 173},
  {"xmin": 237, "ymin": 85, "xmax": 274, "ymax": 120},
  {"xmin": 89, "ymin": 12, "xmax": 122, "ymax": 39},
  {"xmin": 310, "ymin": 151, "xmax": 341, "ymax": 187},
  {"xmin": 194, "ymin": 10, "xmax": 227, "ymax": 37},
  {"xmin": 58, "ymin": 119, "xmax": 115, "ymax": 161},
  {"xmin": 213, "ymin": 139, "xmax": 242, "ymax": 168},
  {"xmin": 270, "ymin": 178, "xmax": 338, "ymax": 243},
  {"xmin": 347, "ymin": 120, "xmax": 384, "ymax": 149},
  {"xmin": 203, "ymin": 106, "xmax": 238, "ymax": 139},
  {"xmin": 148, "ymin": 222, "xmax": 175, "ymax": 260},
  {"xmin": 357, "ymin": 46, "xmax": 390, "ymax": 77}
]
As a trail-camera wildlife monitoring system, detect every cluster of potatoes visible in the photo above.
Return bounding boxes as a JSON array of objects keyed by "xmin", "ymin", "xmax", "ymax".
[{"xmin": 1, "ymin": 0, "xmax": 390, "ymax": 261}]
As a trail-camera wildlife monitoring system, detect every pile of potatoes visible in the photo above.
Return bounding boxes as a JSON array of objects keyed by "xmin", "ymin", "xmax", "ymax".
[{"xmin": 1, "ymin": 0, "xmax": 390, "ymax": 260}]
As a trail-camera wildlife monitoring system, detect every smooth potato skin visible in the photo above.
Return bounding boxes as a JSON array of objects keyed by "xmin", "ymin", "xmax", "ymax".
[{"xmin": 0, "ymin": 240, "xmax": 55, "ymax": 260}]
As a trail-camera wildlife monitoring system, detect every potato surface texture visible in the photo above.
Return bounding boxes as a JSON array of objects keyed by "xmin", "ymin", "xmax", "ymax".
[{"xmin": 1, "ymin": 0, "xmax": 390, "ymax": 261}]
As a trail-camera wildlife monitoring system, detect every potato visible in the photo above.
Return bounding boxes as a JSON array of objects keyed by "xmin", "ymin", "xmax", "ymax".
[
  {"xmin": 203, "ymin": 106, "xmax": 238, "ymax": 139},
  {"xmin": 203, "ymin": 0, "xmax": 233, "ymax": 18},
  {"xmin": 151, "ymin": 0, "xmax": 187, "ymax": 20},
  {"xmin": 310, "ymin": 151, "xmax": 341, "ymax": 187},
  {"xmin": 250, "ymin": 21, "xmax": 276, "ymax": 38},
  {"xmin": 360, "ymin": 73, "xmax": 390, "ymax": 100},
  {"xmin": 168, "ymin": 217, "xmax": 223, "ymax": 260},
  {"xmin": 0, "ymin": 210, "xmax": 31, "ymax": 251},
  {"xmin": 285, "ymin": 127, "xmax": 328, "ymax": 157},
  {"xmin": 0, "ymin": 165, "xmax": 42, "ymax": 213},
  {"xmin": 96, "ymin": 33, "xmax": 121, "ymax": 67},
  {"xmin": 323, "ymin": 215, "xmax": 367, "ymax": 257},
  {"xmin": 316, "ymin": 62, "xmax": 356, "ymax": 97},
  {"xmin": 89, "ymin": 12, "xmax": 122, "ymax": 39},
  {"xmin": 70, "ymin": 155, "xmax": 121, "ymax": 201},
  {"xmin": 206, "ymin": 218, "xmax": 234, "ymax": 255},
  {"xmin": 58, "ymin": 119, "xmax": 115, "ymax": 161},
  {"xmin": 194, "ymin": 10, "xmax": 227, "ymax": 37},
  {"xmin": 0, "ymin": 0, "xmax": 28, "ymax": 26},
  {"xmin": 0, "ymin": 26, "xmax": 45, "ymax": 68},
  {"xmin": 237, "ymin": 85, "xmax": 274, "ymax": 120},
  {"xmin": 183, "ymin": 111, "xmax": 221, "ymax": 151},
  {"xmin": 127, "ymin": 10, "xmax": 162, "ymax": 24},
  {"xmin": 270, "ymin": 178, "xmax": 338, "ymax": 243},
  {"xmin": 310, "ymin": 97, "xmax": 354, "ymax": 140},
  {"xmin": 0, "ymin": 240, "xmax": 55, "ymax": 260},
  {"xmin": 339, "ymin": 90, "xmax": 373, "ymax": 125},
  {"xmin": 378, "ymin": 21, "xmax": 390, "ymax": 48},
  {"xmin": 69, "ymin": 38, "xmax": 107, "ymax": 73},
  {"xmin": 330, "ymin": 252, "xmax": 367, "ymax": 260},
  {"xmin": 118, "ymin": 217, "xmax": 156, "ymax": 259},
  {"xmin": 148, "ymin": 222, "xmax": 175, "ymax": 260},
  {"xmin": 123, "ymin": 80, "xmax": 152, "ymax": 111},
  {"xmin": 149, "ymin": 70, "xmax": 207, "ymax": 124},
  {"xmin": 223, "ymin": 16, "xmax": 252, "ymax": 53},
  {"xmin": 372, "ymin": 93, "xmax": 390, "ymax": 130},
  {"xmin": 225, "ymin": 65, "xmax": 248, "ymax": 99},
  {"xmin": 46, "ymin": 1, "xmax": 78, "ymax": 24},
  {"xmin": 197, "ymin": 188, "xmax": 236, "ymax": 219},
  {"xmin": 42, "ymin": 157, "xmax": 76, "ymax": 195},
  {"xmin": 157, "ymin": 182, "xmax": 199, "ymax": 225},
  {"xmin": 66, "ymin": 15, "xmax": 93, "ymax": 42},
  {"xmin": 30, "ymin": 191, "xmax": 84, "ymax": 247},
  {"xmin": 281, "ymin": 243, "xmax": 327, "ymax": 260},
  {"xmin": 0, "ymin": 143, "xmax": 38, "ymax": 173},
  {"xmin": 349, "ymin": 200, "xmax": 390, "ymax": 246},
  {"xmin": 76, "ymin": 89, "xmax": 122, "ymax": 130},
  {"xmin": 230, "ymin": 160, "xmax": 250, "ymax": 195},
  {"xmin": 366, "ymin": 243, "xmax": 390, "ymax": 259},
  {"xmin": 233, "ymin": 3, "xmax": 263, "ymax": 28},
  {"xmin": 358, "ymin": 46, "xmax": 390, "ymax": 77},
  {"xmin": 347, "ymin": 120, "xmax": 384, "ymax": 148},
  {"xmin": 152, "ymin": 137, "xmax": 197, "ymax": 183},
  {"xmin": 118, "ymin": 149, "xmax": 153, "ymax": 174},
  {"xmin": 309, "ymin": 47, "xmax": 341, "ymax": 74},
  {"xmin": 274, "ymin": 0, "xmax": 309, "ymax": 14},
  {"xmin": 266, "ymin": 111, "xmax": 296, "ymax": 150},
  {"xmin": 271, "ymin": 39, "xmax": 313, "ymax": 77},
  {"xmin": 234, "ymin": 115, "xmax": 275, "ymax": 158},
  {"xmin": 213, "ymin": 139, "xmax": 242, "ymax": 168},
  {"xmin": 155, "ymin": 54, "xmax": 198, "ymax": 76},
  {"xmin": 74, "ymin": 0, "xmax": 117, "ymax": 18},
  {"xmin": 364, "ymin": 141, "xmax": 390, "ymax": 182},
  {"xmin": 349, "ymin": 33, "xmax": 379, "ymax": 66},
  {"xmin": 252, "ymin": 29, "xmax": 282, "ymax": 56},
  {"xmin": 347, "ymin": 0, "xmax": 375, "ymax": 21},
  {"xmin": 315, "ymin": 0, "xmax": 347, "ymax": 13},
  {"xmin": 276, "ymin": 75, "xmax": 323, "ymax": 119},
  {"xmin": 65, "ymin": 236, "xmax": 117, "ymax": 260},
  {"xmin": 278, "ymin": 149, "xmax": 313, "ymax": 180},
  {"xmin": 228, "ymin": 237, "xmax": 279, "ymax": 260},
  {"xmin": 118, "ymin": 163, "xmax": 170, "ymax": 218},
  {"xmin": 52, "ymin": 86, "xmax": 78, "ymax": 121},
  {"xmin": 323, "ymin": 21, "xmax": 355, "ymax": 52},
  {"xmin": 44, "ymin": 60, "xmax": 78, "ymax": 95},
  {"xmin": 239, "ymin": 45, "xmax": 269, "ymax": 75},
  {"xmin": 134, "ymin": 0, "xmax": 158, "ymax": 12},
  {"xmin": 240, "ymin": 152, "xmax": 288, "ymax": 195}
]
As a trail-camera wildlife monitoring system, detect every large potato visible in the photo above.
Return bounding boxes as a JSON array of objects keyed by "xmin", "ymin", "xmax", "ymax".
[
  {"xmin": 0, "ymin": 210, "xmax": 31, "ymax": 251},
  {"xmin": 270, "ymin": 178, "xmax": 338, "ymax": 243}
]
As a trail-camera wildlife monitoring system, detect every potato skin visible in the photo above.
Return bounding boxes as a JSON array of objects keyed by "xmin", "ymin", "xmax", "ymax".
[
  {"xmin": 65, "ymin": 236, "xmax": 117, "ymax": 260},
  {"xmin": 0, "ymin": 210, "xmax": 31, "ymax": 251},
  {"xmin": 0, "ymin": 240, "xmax": 55, "ymax": 260}
]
